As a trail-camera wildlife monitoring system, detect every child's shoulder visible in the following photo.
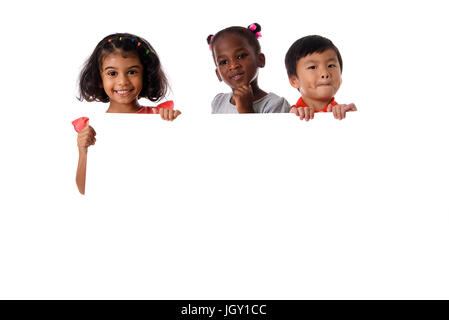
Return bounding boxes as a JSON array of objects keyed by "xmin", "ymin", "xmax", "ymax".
[
  {"xmin": 255, "ymin": 92, "xmax": 290, "ymax": 113},
  {"xmin": 212, "ymin": 92, "xmax": 232, "ymax": 104},
  {"xmin": 211, "ymin": 92, "xmax": 234, "ymax": 113}
]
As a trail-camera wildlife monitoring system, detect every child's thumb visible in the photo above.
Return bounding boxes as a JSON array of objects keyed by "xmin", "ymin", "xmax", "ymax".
[{"xmin": 345, "ymin": 103, "xmax": 357, "ymax": 111}]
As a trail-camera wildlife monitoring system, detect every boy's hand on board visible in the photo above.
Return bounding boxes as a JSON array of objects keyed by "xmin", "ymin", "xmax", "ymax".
[
  {"xmin": 158, "ymin": 108, "xmax": 182, "ymax": 121},
  {"xmin": 77, "ymin": 122, "xmax": 96, "ymax": 152},
  {"xmin": 234, "ymin": 84, "xmax": 254, "ymax": 113},
  {"xmin": 290, "ymin": 106, "xmax": 315, "ymax": 121},
  {"xmin": 328, "ymin": 103, "xmax": 357, "ymax": 120}
]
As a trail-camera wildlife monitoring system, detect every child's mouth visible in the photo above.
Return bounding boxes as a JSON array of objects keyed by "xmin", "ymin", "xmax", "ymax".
[
  {"xmin": 230, "ymin": 73, "xmax": 244, "ymax": 81},
  {"xmin": 114, "ymin": 89, "xmax": 133, "ymax": 96}
]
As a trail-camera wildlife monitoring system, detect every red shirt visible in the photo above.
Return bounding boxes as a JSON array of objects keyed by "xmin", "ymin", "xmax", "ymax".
[
  {"xmin": 72, "ymin": 101, "xmax": 175, "ymax": 132},
  {"xmin": 292, "ymin": 97, "xmax": 338, "ymax": 113},
  {"xmin": 136, "ymin": 100, "xmax": 174, "ymax": 114}
]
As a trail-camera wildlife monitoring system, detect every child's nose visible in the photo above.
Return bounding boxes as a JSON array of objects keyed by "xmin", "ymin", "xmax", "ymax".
[
  {"xmin": 118, "ymin": 74, "xmax": 131, "ymax": 85},
  {"xmin": 229, "ymin": 59, "xmax": 241, "ymax": 70},
  {"xmin": 321, "ymin": 72, "xmax": 330, "ymax": 79}
]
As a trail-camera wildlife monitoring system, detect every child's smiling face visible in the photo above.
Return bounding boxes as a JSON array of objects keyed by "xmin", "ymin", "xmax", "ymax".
[
  {"xmin": 213, "ymin": 33, "xmax": 265, "ymax": 89},
  {"xmin": 289, "ymin": 49, "xmax": 342, "ymax": 102},
  {"xmin": 100, "ymin": 51, "xmax": 143, "ymax": 105}
]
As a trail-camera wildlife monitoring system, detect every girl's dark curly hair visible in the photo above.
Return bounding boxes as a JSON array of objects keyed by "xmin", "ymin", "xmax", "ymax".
[{"xmin": 78, "ymin": 33, "xmax": 168, "ymax": 103}]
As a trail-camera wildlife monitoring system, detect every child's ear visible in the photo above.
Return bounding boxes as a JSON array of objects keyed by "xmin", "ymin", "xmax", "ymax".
[
  {"xmin": 289, "ymin": 75, "xmax": 300, "ymax": 89},
  {"xmin": 215, "ymin": 68, "xmax": 223, "ymax": 82},
  {"xmin": 257, "ymin": 53, "xmax": 265, "ymax": 68}
]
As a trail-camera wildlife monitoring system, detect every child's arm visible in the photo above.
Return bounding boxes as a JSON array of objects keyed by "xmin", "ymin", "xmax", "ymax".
[
  {"xmin": 328, "ymin": 103, "xmax": 357, "ymax": 120},
  {"xmin": 76, "ymin": 149, "xmax": 88, "ymax": 195},
  {"xmin": 75, "ymin": 123, "xmax": 96, "ymax": 195},
  {"xmin": 233, "ymin": 85, "xmax": 255, "ymax": 113}
]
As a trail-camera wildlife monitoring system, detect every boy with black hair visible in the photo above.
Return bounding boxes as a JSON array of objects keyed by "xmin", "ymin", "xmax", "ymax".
[{"xmin": 285, "ymin": 35, "xmax": 356, "ymax": 120}]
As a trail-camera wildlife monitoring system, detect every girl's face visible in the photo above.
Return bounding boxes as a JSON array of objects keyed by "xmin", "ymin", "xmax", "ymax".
[
  {"xmin": 213, "ymin": 33, "xmax": 265, "ymax": 89},
  {"xmin": 100, "ymin": 51, "xmax": 143, "ymax": 105}
]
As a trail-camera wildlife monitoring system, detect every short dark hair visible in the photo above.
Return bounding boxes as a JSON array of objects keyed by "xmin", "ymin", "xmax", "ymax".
[
  {"xmin": 78, "ymin": 33, "xmax": 168, "ymax": 103},
  {"xmin": 207, "ymin": 23, "xmax": 262, "ymax": 61},
  {"xmin": 285, "ymin": 35, "xmax": 343, "ymax": 78}
]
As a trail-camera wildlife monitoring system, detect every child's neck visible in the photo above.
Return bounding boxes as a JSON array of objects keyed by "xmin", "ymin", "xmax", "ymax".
[
  {"xmin": 106, "ymin": 100, "xmax": 141, "ymax": 113},
  {"xmin": 302, "ymin": 96, "xmax": 334, "ymax": 112},
  {"xmin": 250, "ymin": 81, "xmax": 267, "ymax": 101}
]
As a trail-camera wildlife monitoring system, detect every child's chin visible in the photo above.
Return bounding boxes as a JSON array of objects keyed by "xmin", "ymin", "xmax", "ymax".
[
  {"xmin": 316, "ymin": 89, "xmax": 336, "ymax": 99},
  {"xmin": 311, "ymin": 94, "xmax": 334, "ymax": 103}
]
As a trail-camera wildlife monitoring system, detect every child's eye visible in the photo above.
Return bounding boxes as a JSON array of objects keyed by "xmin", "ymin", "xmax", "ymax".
[
  {"xmin": 107, "ymin": 71, "xmax": 117, "ymax": 76},
  {"xmin": 328, "ymin": 64, "xmax": 337, "ymax": 68},
  {"xmin": 128, "ymin": 70, "xmax": 138, "ymax": 75},
  {"xmin": 307, "ymin": 66, "xmax": 316, "ymax": 70},
  {"xmin": 218, "ymin": 60, "xmax": 227, "ymax": 66},
  {"xmin": 237, "ymin": 53, "xmax": 248, "ymax": 59}
]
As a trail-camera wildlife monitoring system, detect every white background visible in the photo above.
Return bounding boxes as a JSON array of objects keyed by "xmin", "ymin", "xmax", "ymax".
[{"xmin": 1, "ymin": 0, "xmax": 448, "ymax": 299}]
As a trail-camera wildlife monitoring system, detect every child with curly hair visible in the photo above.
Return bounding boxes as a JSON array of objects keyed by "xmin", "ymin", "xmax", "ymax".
[{"xmin": 74, "ymin": 33, "xmax": 181, "ymax": 194}]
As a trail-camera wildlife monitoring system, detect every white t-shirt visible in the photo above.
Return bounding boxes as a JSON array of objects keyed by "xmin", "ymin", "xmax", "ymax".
[{"xmin": 211, "ymin": 92, "xmax": 290, "ymax": 114}]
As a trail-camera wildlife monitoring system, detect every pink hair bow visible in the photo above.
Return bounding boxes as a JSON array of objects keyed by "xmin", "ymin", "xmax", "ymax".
[
  {"xmin": 209, "ymin": 35, "xmax": 214, "ymax": 51},
  {"xmin": 249, "ymin": 24, "xmax": 262, "ymax": 39}
]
